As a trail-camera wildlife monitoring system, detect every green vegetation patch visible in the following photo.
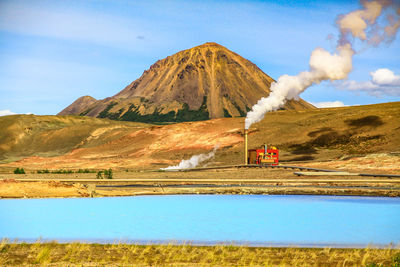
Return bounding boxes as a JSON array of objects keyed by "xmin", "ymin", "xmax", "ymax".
[
  {"xmin": 175, "ymin": 96, "xmax": 209, "ymax": 122},
  {"xmin": 96, "ymin": 168, "xmax": 113, "ymax": 179},
  {"xmin": 223, "ymin": 108, "xmax": 232, "ymax": 118},
  {"xmin": 120, "ymin": 105, "xmax": 177, "ymax": 123},
  {"xmin": 37, "ymin": 169, "xmax": 96, "ymax": 174},
  {"xmin": 100, "ymin": 96, "xmax": 210, "ymax": 123},
  {"xmin": 232, "ymin": 101, "xmax": 246, "ymax": 117},
  {"xmin": 98, "ymin": 102, "xmax": 118, "ymax": 118},
  {"xmin": 79, "ymin": 107, "xmax": 94, "ymax": 116},
  {"xmin": 13, "ymin": 168, "xmax": 25, "ymax": 174}
]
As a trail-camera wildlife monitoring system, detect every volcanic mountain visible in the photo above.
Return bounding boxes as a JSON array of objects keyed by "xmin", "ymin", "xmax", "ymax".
[{"xmin": 59, "ymin": 42, "xmax": 314, "ymax": 122}]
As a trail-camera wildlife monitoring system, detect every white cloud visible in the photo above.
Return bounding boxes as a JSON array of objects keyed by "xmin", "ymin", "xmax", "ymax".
[
  {"xmin": 0, "ymin": 110, "xmax": 16, "ymax": 116},
  {"xmin": 371, "ymin": 68, "xmax": 400, "ymax": 85},
  {"xmin": 0, "ymin": 110, "xmax": 33, "ymax": 116},
  {"xmin": 338, "ymin": 68, "xmax": 400, "ymax": 97},
  {"xmin": 312, "ymin": 101, "xmax": 346, "ymax": 108}
]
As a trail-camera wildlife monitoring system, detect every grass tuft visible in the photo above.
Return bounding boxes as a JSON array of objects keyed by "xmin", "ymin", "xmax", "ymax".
[{"xmin": 34, "ymin": 246, "xmax": 51, "ymax": 264}]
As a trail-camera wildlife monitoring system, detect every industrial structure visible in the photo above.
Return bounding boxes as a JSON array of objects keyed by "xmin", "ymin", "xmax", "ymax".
[
  {"xmin": 244, "ymin": 129, "xmax": 279, "ymax": 165},
  {"xmin": 247, "ymin": 145, "xmax": 279, "ymax": 165}
]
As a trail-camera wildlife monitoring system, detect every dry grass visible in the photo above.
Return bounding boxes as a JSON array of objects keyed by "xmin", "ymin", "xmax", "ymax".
[{"xmin": 0, "ymin": 240, "xmax": 399, "ymax": 266}]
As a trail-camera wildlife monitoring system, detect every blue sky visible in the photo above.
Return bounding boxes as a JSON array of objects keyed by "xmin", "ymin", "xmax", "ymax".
[{"xmin": 0, "ymin": 0, "xmax": 399, "ymax": 115}]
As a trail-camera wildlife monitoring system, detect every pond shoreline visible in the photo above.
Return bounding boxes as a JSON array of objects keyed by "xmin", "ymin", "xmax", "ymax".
[
  {"xmin": 1, "ymin": 180, "xmax": 400, "ymax": 199},
  {"xmin": 0, "ymin": 182, "xmax": 400, "ymax": 199}
]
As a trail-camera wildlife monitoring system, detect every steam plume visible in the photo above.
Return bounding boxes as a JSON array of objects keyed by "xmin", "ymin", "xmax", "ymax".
[
  {"xmin": 161, "ymin": 145, "xmax": 219, "ymax": 170},
  {"xmin": 337, "ymin": 0, "xmax": 400, "ymax": 45},
  {"xmin": 245, "ymin": 0, "xmax": 400, "ymax": 130}
]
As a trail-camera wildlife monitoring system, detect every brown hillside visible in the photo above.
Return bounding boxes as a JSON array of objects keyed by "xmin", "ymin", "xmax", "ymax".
[
  {"xmin": 2, "ymin": 102, "xmax": 399, "ymax": 172},
  {"xmin": 60, "ymin": 42, "xmax": 314, "ymax": 121},
  {"xmin": 58, "ymin": 95, "xmax": 97, "ymax": 116}
]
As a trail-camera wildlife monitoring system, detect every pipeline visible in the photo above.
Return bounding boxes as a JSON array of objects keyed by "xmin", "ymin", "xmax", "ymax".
[
  {"xmin": 163, "ymin": 164, "xmax": 400, "ymax": 178},
  {"xmin": 244, "ymin": 129, "xmax": 248, "ymax": 165}
]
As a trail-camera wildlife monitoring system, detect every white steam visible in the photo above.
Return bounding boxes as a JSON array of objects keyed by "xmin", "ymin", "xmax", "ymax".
[
  {"xmin": 245, "ymin": 0, "xmax": 400, "ymax": 130},
  {"xmin": 337, "ymin": 0, "xmax": 387, "ymax": 43},
  {"xmin": 245, "ymin": 44, "xmax": 354, "ymax": 129},
  {"xmin": 337, "ymin": 1, "xmax": 400, "ymax": 45},
  {"xmin": 161, "ymin": 146, "xmax": 219, "ymax": 170}
]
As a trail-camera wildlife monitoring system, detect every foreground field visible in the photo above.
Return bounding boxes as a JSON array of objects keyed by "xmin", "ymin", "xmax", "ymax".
[{"xmin": 1, "ymin": 241, "xmax": 399, "ymax": 266}]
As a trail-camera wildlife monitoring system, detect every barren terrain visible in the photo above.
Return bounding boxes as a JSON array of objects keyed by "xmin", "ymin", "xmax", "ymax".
[
  {"xmin": 0, "ymin": 102, "xmax": 399, "ymax": 198},
  {"xmin": 1, "ymin": 102, "xmax": 399, "ymax": 171}
]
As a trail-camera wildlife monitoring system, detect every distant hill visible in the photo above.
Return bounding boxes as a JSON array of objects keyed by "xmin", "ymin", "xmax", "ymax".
[
  {"xmin": 58, "ymin": 96, "xmax": 96, "ymax": 116},
  {"xmin": 58, "ymin": 42, "xmax": 314, "ymax": 122}
]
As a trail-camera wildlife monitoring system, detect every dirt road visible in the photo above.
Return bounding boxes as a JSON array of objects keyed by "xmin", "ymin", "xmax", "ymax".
[{"xmin": 1, "ymin": 167, "xmax": 399, "ymax": 198}]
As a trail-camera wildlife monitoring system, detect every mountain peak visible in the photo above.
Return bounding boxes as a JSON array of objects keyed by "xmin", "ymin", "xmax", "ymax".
[
  {"xmin": 60, "ymin": 43, "xmax": 315, "ymax": 122},
  {"xmin": 196, "ymin": 42, "xmax": 225, "ymax": 48}
]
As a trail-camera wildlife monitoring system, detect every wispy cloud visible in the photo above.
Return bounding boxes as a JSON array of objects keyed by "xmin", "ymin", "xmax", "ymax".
[
  {"xmin": 312, "ymin": 101, "xmax": 346, "ymax": 108},
  {"xmin": 0, "ymin": 1, "xmax": 162, "ymax": 51},
  {"xmin": 337, "ymin": 68, "xmax": 400, "ymax": 97}
]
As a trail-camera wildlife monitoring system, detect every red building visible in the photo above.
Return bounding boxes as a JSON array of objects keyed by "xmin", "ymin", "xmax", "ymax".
[{"xmin": 248, "ymin": 145, "xmax": 279, "ymax": 165}]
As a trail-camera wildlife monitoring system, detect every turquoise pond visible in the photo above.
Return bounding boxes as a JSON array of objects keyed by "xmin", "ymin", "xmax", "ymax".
[{"xmin": 0, "ymin": 195, "xmax": 399, "ymax": 247}]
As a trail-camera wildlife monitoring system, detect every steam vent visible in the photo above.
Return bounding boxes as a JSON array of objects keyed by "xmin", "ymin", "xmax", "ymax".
[{"xmin": 59, "ymin": 42, "xmax": 315, "ymax": 123}]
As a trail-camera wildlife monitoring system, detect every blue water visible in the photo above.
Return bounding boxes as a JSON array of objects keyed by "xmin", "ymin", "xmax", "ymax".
[{"xmin": 0, "ymin": 195, "xmax": 399, "ymax": 247}]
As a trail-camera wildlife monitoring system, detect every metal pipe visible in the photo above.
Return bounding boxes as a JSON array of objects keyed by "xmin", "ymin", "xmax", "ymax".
[{"xmin": 244, "ymin": 129, "xmax": 248, "ymax": 165}]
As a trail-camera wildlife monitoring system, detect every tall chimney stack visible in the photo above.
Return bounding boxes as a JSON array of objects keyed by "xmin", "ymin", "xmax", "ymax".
[{"xmin": 244, "ymin": 129, "xmax": 248, "ymax": 165}]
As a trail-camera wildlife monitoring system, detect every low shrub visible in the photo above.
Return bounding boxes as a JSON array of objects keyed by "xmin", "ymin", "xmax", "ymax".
[
  {"xmin": 96, "ymin": 169, "xmax": 113, "ymax": 179},
  {"xmin": 77, "ymin": 169, "xmax": 94, "ymax": 173},
  {"xmin": 13, "ymin": 168, "xmax": 25, "ymax": 174},
  {"xmin": 104, "ymin": 168, "xmax": 113, "ymax": 179},
  {"xmin": 50, "ymin": 170, "xmax": 73, "ymax": 174},
  {"xmin": 37, "ymin": 169, "xmax": 95, "ymax": 174}
]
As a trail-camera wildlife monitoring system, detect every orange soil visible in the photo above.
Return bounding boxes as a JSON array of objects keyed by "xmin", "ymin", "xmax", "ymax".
[
  {"xmin": 0, "ymin": 179, "xmax": 90, "ymax": 198},
  {"xmin": 4, "ymin": 119, "xmax": 243, "ymax": 170},
  {"xmin": 302, "ymin": 154, "xmax": 400, "ymax": 174}
]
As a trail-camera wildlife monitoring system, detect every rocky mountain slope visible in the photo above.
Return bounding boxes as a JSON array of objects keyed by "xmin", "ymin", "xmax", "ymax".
[{"xmin": 59, "ymin": 42, "xmax": 314, "ymax": 122}]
